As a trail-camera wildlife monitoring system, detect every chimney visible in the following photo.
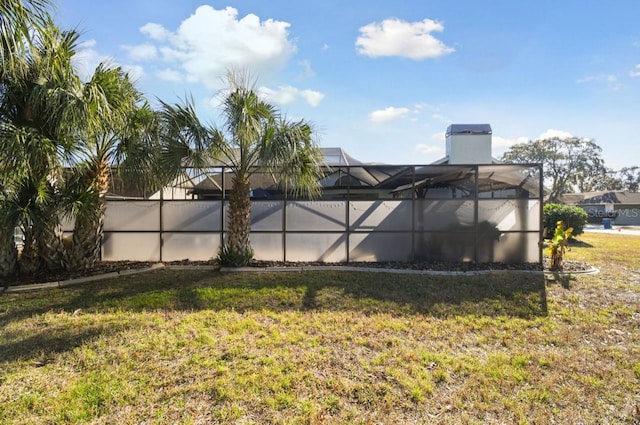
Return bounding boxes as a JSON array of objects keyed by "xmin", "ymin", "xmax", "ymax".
[{"xmin": 445, "ymin": 124, "xmax": 492, "ymax": 164}]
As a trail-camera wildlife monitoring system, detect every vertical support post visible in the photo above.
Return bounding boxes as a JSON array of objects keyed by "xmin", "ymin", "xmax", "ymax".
[
  {"xmin": 538, "ymin": 163, "xmax": 544, "ymax": 265},
  {"xmin": 159, "ymin": 183, "xmax": 164, "ymax": 262},
  {"xmin": 346, "ymin": 166, "xmax": 351, "ymax": 263},
  {"xmin": 283, "ymin": 187, "xmax": 288, "ymax": 262},
  {"xmin": 221, "ymin": 167, "xmax": 226, "ymax": 250},
  {"xmin": 411, "ymin": 165, "xmax": 416, "ymax": 261},
  {"xmin": 474, "ymin": 165, "xmax": 480, "ymax": 263}
]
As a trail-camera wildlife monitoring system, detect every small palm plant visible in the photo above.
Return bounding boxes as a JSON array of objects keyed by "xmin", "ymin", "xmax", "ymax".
[{"xmin": 548, "ymin": 220, "xmax": 573, "ymax": 270}]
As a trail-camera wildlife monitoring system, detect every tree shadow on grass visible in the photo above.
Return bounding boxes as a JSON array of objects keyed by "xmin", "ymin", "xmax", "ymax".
[
  {"xmin": 546, "ymin": 272, "xmax": 577, "ymax": 289},
  {"xmin": 569, "ymin": 238, "xmax": 593, "ymax": 248},
  {"xmin": 0, "ymin": 321, "xmax": 131, "ymax": 365},
  {"xmin": 0, "ymin": 269, "xmax": 549, "ymax": 327},
  {"xmin": 300, "ymin": 271, "xmax": 548, "ymax": 318}
]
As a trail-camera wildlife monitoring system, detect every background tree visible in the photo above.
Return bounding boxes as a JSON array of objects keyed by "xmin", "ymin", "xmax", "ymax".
[
  {"xmin": 616, "ymin": 166, "xmax": 640, "ymax": 191},
  {"xmin": 159, "ymin": 70, "xmax": 323, "ymax": 267},
  {"xmin": 501, "ymin": 137, "xmax": 605, "ymax": 202}
]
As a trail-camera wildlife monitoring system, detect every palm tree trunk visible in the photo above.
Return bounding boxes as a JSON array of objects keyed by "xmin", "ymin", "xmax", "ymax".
[
  {"xmin": 0, "ymin": 228, "xmax": 18, "ymax": 278},
  {"xmin": 38, "ymin": 222, "xmax": 65, "ymax": 271},
  {"xmin": 66, "ymin": 200, "xmax": 105, "ymax": 272},
  {"xmin": 66, "ymin": 161, "xmax": 110, "ymax": 272},
  {"xmin": 225, "ymin": 175, "xmax": 253, "ymax": 266},
  {"xmin": 18, "ymin": 227, "xmax": 40, "ymax": 275}
]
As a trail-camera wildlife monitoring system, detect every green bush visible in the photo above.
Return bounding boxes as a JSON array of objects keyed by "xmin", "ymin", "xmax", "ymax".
[
  {"xmin": 543, "ymin": 203, "xmax": 588, "ymax": 238},
  {"xmin": 217, "ymin": 244, "xmax": 254, "ymax": 267}
]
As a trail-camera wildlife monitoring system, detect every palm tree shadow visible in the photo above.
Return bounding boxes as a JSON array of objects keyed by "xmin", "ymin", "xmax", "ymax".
[
  {"xmin": 303, "ymin": 272, "xmax": 548, "ymax": 318},
  {"xmin": 547, "ymin": 272, "xmax": 577, "ymax": 289},
  {"xmin": 0, "ymin": 322, "xmax": 130, "ymax": 365}
]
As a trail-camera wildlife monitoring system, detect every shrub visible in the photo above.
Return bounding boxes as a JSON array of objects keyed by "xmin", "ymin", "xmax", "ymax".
[
  {"xmin": 217, "ymin": 244, "xmax": 254, "ymax": 267},
  {"xmin": 543, "ymin": 203, "xmax": 588, "ymax": 238}
]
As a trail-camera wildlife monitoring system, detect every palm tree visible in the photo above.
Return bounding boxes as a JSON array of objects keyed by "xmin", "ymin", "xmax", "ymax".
[
  {"xmin": 0, "ymin": 22, "xmax": 85, "ymax": 276},
  {"xmin": 0, "ymin": 0, "xmax": 52, "ymax": 77},
  {"xmin": 0, "ymin": 0, "xmax": 54, "ymax": 277},
  {"xmin": 159, "ymin": 70, "xmax": 323, "ymax": 266},
  {"xmin": 65, "ymin": 64, "xmax": 161, "ymax": 271}
]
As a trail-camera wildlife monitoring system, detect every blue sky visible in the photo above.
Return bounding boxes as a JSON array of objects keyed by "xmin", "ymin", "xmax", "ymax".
[{"xmin": 54, "ymin": 1, "xmax": 640, "ymax": 169}]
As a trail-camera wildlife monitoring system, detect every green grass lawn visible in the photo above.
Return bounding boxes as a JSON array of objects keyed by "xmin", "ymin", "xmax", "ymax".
[{"xmin": 1, "ymin": 233, "xmax": 639, "ymax": 424}]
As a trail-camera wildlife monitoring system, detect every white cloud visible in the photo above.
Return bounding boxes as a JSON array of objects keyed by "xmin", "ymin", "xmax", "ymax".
[
  {"xmin": 132, "ymin": 5, "xmax": 296, "ymax": 89},
  {"xmin": 71, "ymin": 39, "xmax": 145, "ymax": 83},
  {"xmin": 300, "ymin": 89, "xmax": 325, "ymax": 107},
  {"xmin": 298, "ymin": 59, "xmax": 314, "ymax": 78},
  {"xmin": 121, "ymin": 64, "xmax": 145, "ymax": 83},
  {"xmin": 156, "ymin": 68, "xmax": 183, "ymax": 83},
  {"xmin": 369, "ymin": 106, "xmax": 411, "ymax": 123},
  {"xmin": 258, "ymin": 86, "xmax": 325, "ymax": 107},
  {"xmin": 577, "ymin": 74, "xmax": 617, "ymax": 84},
  {"xmin": 414, "ymin": 144, "xmax": 444, "ymax": 155},
  {"xmin": 432, "ymin": 113, "xmax": 451, "ymax": 124},
  {"xmin": 122, "ymin": 43, "xmax": 157, "ymax": 61},
  {"xmin": 538, "ymin": 129, "xmax": 573, "ymax": 140},
  {"xmin": 492, "ymin": 135, "xmax": 529, "ymax": 149},
  {"xmin": 577, "ymin": 73, "xmax": 621, "ymax": 90},
  {"xmin": 431, "ymin": 131, "xmax": 446, "ymax": 142},
  {"xmin": 72, "ymin": 39, "xmax": 107, "ymax": 81},
  {"xmin": 630, "ymin": 64, "xmax": 640, "ymax": 77},
  {"xmin": 356, "ymin": 18, "xmax": 454, "ymax": 60},
  {"xmin": 140, "ymin": 22, "xmax": 171, "ymax": 41}
]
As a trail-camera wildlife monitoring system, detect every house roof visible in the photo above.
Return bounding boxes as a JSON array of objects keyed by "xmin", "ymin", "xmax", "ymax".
[
  {"xmin": 190, "ymin": 172, "xmax": 279, "ymax": 193},
  {"xmin": 559, "ymin": 191, "xmax": 640, "ymax": 204}
]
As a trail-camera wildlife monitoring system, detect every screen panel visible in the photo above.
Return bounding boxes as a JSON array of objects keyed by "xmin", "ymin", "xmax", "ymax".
[
  {"xmin": 414, "ymin": 200, "xmax": 475, "ymax": 231},
  {"xmin": 162, "ymin": 233, "xmax": 220, "ymax": 261},
  {"xmin": 102, "ymin": 233, "xmax": 160, "ymax": 261},
  {"xmin": 286, "ymin": 201, "xmax": 346, "ymax": 231},
  {"xmin": 250, "ymin": 233, "xmax": 284, "ymax": 261},
  {"xmin": 285, "ymin": 233, "xmax": 346, "ymax": 262},
  {"xmin": 414, "ymin": 232, "xmax": 476, "ymax": 262},
  {"xmin": 250, "ymin": 201, "xmax": 284, "ymax": 231},
  {"xmin": 349, "ymin": 232, "xmax": 413, "ymax": 262},
  {"xmin": 349, "ymin": 201, "xmax": 412, "ymax": 231},
  {"xmin": 104, "ymin": 201, "xmax": 159, "ymax": 231},
  {"xmin": 478, "ymin": 200, "xmax": 540, "ymax": 232},
  {"xmin": 162, "ymin": 201, "xmax": 222, "ymax": 231},
  {"xmin": 479, "ymin": 232, "xmax": 539, "ymax": 263}
]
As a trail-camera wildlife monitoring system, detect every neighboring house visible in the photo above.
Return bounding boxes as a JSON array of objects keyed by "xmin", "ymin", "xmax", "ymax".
[{"xmin": 558, "ymin": 191, "xmax": 640, "ymax": 225}]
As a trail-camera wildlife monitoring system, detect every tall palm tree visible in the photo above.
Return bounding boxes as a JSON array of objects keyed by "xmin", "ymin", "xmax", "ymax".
[
  {"xmin": 0, "ymin": 22, "xmax": 85, "ymax": 276},
  {"xmin": 0, "ymin": 0, "xmax": 54, "ymax": 277},
  {"xmin": 159, "ymin": 70, "xmax": 323, "ymax": 266},
  {"xmin": 65, "ymin": 64, "xmax": 161, "ymax": 271}
]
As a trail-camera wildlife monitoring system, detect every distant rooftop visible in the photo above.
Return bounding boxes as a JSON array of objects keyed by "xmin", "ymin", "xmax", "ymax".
[{"xmin": 320, "ymin": 147, "xmax": 364, "ymax": 166}]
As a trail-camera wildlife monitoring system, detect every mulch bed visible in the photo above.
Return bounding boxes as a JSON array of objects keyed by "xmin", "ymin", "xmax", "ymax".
[{"xmin": 2, "ymin": 258, "xmax": 593, "ymax": 287}]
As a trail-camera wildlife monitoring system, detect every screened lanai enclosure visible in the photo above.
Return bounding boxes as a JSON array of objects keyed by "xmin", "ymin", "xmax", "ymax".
[{"xmin": 97, "ymin": 162, "xmax": 543, "ymax": 265}]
